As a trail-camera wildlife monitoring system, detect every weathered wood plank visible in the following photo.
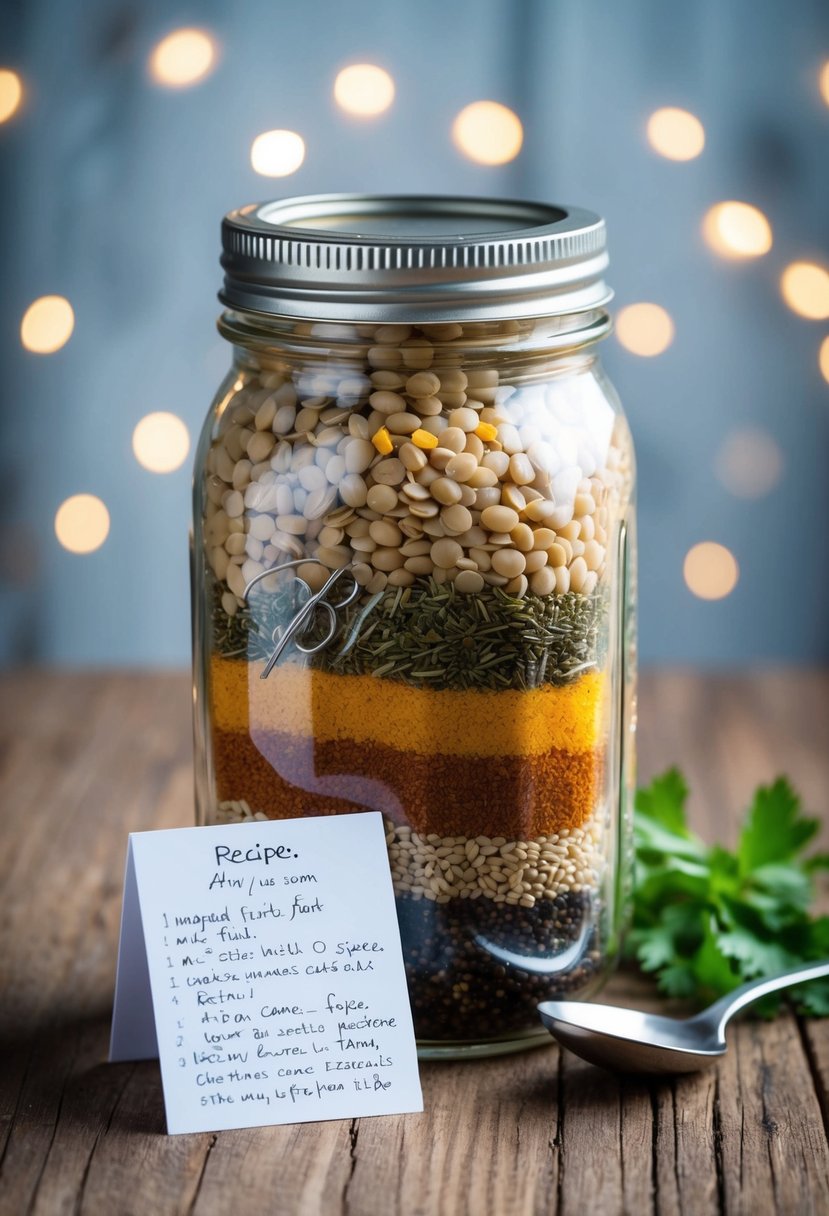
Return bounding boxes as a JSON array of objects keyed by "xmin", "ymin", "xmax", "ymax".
[
  {"xmin": 557, "ymin": 1050, "xmax": 626, "ymax": 1214},
  {"xmin": 650, "ymin": 1072, "xmax": 720, "ymax": 1216},
  {"xmin": 344, "ymin": 1052, "xmax": 561, "ymax": 1216},
  {"xmin": 188, "ymin": 1119, "xmax": 354, "ymax": 1216},
  {"xmin": 799, "ymin": 1019, "xmax": 829, "ymax": 1137},
  {"xmin": 0, "ymin": 675, "xmax": 193, "ymax": 1216},
  {"xmin": 76, "ymin": 1060, "xmax": 211, "ymax": 1216},
  {"xmin": 716, "ymin": 1014, "xmax": 829, "ymax": 1216},
  {"xmin": 24, "ymin": 1027, "xmax": 144, "ymax": 1216},
  {"xmin": 554, "ymin": 1055, "xmax": 657, "ymax": 1216}
]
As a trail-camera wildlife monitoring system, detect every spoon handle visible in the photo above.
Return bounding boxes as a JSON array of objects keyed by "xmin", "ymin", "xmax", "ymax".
[{"xmin": 697, "ymin": 959, "xmax": 829, "ymax": 1036}]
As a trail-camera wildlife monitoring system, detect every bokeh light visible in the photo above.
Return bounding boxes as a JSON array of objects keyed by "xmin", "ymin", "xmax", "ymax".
[
  {"xmin": 615, "ymin": 303, "xmax": 674, "ymax": 356},
  {"xmin": 646, "ymin": 107, "xmax": 705, "ymax": 160},
  {"xmin": 452, "ymin": 101, "xmax": 523, "ymax": 165},
  {"xmin": 132, "ymin": 412, "xmax": 191, "ymax": 473},
  {"xmin": 780, "ymin": 262, "xmax": 829, "ymax": 320},
  {"xmin": 702, "ymin": 201, "xmax": 773, "ymax": 259},
  {"xmin": 55, "ymin": 495, "xmax": 110, "ymax": 554},
  {"xmin": 715, "ymin": 427, "xmax": 783, "ymax": 499},
  {"xmin": 250, "ymin": 129, "xmax": 306, "ymax": 177},
  {"xmin": 820, "ymin": 335, "xmax": 829, "ymax": 384},
  {"xmin": 20, "ymin": 295, "xmax": 74, "ymax": 354},
  {"xmin": 334, "ymin": 64, "xmax": 395, "ymax": 116},
  {"xmin": 820, "ymin": 61, "xmax": 829, "ymax": 106},
  {"xmin": 149, "ymin": 28, "xmax": 217, "ymax": 88},
  {"xmin": 683, "ymin": 542, "xmax": 739, "ymax": 600},
  {"xmin": 0, "ymin": 69, "xmax": 23, "ymax": 123}
]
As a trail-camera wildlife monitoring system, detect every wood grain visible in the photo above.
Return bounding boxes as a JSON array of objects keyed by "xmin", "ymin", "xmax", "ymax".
[{"xmin": 0, "ymin": 670, "xmax": 827, "ymax": 1216}]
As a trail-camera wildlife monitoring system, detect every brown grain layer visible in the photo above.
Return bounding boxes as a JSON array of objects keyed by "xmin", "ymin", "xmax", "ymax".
[{"xmin": 212, "ymin": 725, "xmax": 603, "ymax": 837}]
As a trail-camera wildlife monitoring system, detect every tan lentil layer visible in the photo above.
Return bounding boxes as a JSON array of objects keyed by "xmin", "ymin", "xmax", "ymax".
[
  {"xmin": 202, "ymin": 321, "xmax": 632, "ymax": 617},
  {"xmin": 212, "ymin": 726, "xmax": 604, "ymax": 838},
  {"xmin": 214, "ymin": 800, "xmax": 603, "ymax": 911}
]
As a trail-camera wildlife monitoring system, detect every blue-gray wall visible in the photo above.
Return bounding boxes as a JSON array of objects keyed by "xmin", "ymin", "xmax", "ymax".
[{"xmin": 1, "ymin": 0, "xmax": 827, "ymax": 665}]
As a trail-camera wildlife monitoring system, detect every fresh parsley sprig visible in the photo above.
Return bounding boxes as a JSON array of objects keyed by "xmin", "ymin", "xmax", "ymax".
[{"xmin": 629, "ymin": 770, "xmax": 829, "ymax": 1016}]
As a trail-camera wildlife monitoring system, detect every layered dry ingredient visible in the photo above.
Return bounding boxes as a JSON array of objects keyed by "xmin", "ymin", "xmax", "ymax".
[
  {"xmin": 209, "ymin": 636, "xmax": 606, "ymax": 835},
  {"xmin": 200, "ymin": 319, "xmax": 631, "ymax": 1043}
]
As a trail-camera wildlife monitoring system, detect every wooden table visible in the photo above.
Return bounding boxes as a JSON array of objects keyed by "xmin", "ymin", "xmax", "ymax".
[{"xmin": 1, "ymin": 670, "xmax": 828, "ymax": 1216}]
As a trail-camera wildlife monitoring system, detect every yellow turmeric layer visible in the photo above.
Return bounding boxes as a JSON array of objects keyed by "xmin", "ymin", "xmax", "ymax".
[{"xmin": 209, "ymin": 655, "xmax": 607, "ymax": 758}]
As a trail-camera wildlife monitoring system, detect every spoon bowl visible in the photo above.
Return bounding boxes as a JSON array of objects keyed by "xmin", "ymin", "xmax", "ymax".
[
  {"xmin": 538, "ymin": 958, "xmax": 829, "ymax": 1075},
  {"xmin": 537, "ymin": 1001, "xmax": 726, "ymax": 1074}
]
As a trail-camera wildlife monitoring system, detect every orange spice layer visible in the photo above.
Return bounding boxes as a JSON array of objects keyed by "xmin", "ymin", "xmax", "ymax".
[
  {"xmin": 209, "ymin": 655, "xmax": 608, "ymax": 758},
  {"xmin": 212, "ymin": 726, "xmax": 604, "ymax": 838}
]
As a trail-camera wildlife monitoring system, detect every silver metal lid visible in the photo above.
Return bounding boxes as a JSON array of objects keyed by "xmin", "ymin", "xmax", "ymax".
[{"xmin": 220, "ymin": 193, "xmax": 611, "ymax": 323}]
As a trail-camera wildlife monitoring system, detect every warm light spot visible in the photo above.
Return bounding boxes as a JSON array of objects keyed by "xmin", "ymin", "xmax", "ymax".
[
  {"xmin": 820, "ymin": 335, "xmax": 829, "ymax": 384},
  {"xmin": 780, "ymin": 262, "xmax": 829, "ymax": 320},
  {"xmin": 702, "ymin": 201, "xmax": 773, "ymax": 259},
  {"xmin": 20, "ymin": 295, "xmax": 74, "ymax": 354},
  {"xmin": 683, "ymin": 542, "xmax": 739, "ymax": 601},
  {"xmin": 452, "ymin": 101, "xmax": 523, "ymax": 165},
  {"xmin": 715, "ymin": 427, "xmax": 783, "ymax": 499},
  {"xmin": 132, "ymin": 412, "xmax": 190, "ymax": 474},
  {"xmin": 250, "ymin": 129, "xmax": 305, "ymax": 177},
  {"xmin": 820, "ymin": 61, "xmax": 829, "ymax": 106},
  {"xmin": 615, "ymin": 303, "xmax": 674, "ymax": 357},
  {"xmin": 334, "ymin": 64, "xmax": 395, "ymax": 116},
  {"xmin": 149, "ymin": 28, "xmax": 217, "ymax": 88},
  {"xmin": 646, "ymin": 107, "xmax": 705, "ymax": 161},
  {"xmin": 55, "ymin": 495, "xmax": 110, "ymax": 555},
  {"xmin": 0, "ymin": 69, "xmax": 23, "ymax": 122}
]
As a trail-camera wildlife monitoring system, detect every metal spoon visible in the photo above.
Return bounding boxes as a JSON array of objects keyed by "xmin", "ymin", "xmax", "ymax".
[{"xmin": 537, "ymin": 959, "xmax": 829, "ymax": 1074}]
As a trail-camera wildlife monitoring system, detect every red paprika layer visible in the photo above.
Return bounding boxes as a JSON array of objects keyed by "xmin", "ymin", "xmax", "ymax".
[{"xmin": 211, "ymin": 725, "xmax": 604, "ymax": 838}]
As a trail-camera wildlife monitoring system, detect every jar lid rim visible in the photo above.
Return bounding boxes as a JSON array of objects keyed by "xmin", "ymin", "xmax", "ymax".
[{"xmin": 220, "ymin": 193, "xmax": 611, "ymax": 323}]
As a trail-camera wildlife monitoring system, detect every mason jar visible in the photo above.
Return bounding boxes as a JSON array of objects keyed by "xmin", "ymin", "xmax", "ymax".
[{"xmin": 192, "ymin": 194, "xmax": 636, "ymax": 1057}]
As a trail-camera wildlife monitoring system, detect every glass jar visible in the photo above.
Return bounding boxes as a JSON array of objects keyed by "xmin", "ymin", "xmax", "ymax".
[{"xmin": 192, "ymin": 195, "xmax": 636, "ymax": 1057}]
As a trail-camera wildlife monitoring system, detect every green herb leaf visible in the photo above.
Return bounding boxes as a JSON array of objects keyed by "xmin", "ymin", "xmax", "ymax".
[
  {"xmin": 805, "ymin": 853, "xmax": 829, "ymax": 873},
  {"xmin": 749, "ymin": 863, "xmax": 813, "ymax": 914},
  {"xmin": 716, "ymin": 926, "xmax": 800, "ymax": 979},
  {"xmin": 656, "ymin": 962, "xmax": 700, "ymax": 999},
  {"xmin": 737, "ymin": 778, "xmax": 819, "ymax": 874},
  {"xmin": 635, "ymin": 767, "xmax": 690, "ymax": 836},
  {"xmin": 630, "ymin": 770, "xmax": 828, "ymax": 1018},
  {"xmin": 796, "ymin": 980, "xmax": 829, "ymax": 1017},
  {"xmin": 816, "ymin": 917, "xmax": 829, "ymax": 947},
  {"xmin": 693, "ymin": 919, "xmax": 739, "ymax": 996}
]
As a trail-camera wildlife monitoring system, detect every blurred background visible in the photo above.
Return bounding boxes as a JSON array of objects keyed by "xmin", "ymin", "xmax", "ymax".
[{"xmin": 0, "ymin": 0, "xmax": 827, "ymax": 667}]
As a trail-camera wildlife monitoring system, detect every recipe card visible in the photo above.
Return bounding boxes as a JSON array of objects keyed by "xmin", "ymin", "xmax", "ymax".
[{"xmin": 110, "ymin": 812, "xmax": 423, "ymax": 1134}]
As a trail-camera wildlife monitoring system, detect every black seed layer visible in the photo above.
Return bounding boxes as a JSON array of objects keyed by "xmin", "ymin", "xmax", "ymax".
[{"xmin": 395, "ymin": 890, "xmax": 604, "ymax": 1043}]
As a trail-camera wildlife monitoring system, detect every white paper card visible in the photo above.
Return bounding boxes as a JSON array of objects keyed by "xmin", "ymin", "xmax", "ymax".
[{"xmin": 110, "ymin": 812, "xmax": 423, "ymax": 1134}]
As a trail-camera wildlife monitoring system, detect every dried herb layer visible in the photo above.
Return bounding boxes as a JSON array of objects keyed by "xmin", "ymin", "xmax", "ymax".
[{"xmin": 208, "ymin": 573, "xmax": 607, "ymax": 691}]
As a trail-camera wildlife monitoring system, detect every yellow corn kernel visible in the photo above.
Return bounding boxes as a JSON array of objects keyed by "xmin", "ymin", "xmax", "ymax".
[
  {"xmin": 411, "ymin": 428, "xmax": 439, "ymax": 450},
  {"xmin": 371, "ymin": 426, "xmax": 393, "ymax": 455},
  {"xmin": 475, "ymin": 421, "xmax": 498, "ymax": 442}
]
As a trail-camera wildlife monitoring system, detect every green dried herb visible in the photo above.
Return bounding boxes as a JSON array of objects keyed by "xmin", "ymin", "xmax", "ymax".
[
  {"xmin": 322, "ymin": 578, "xmax": 606, "ymax": 689},
  {"xmin": 209, "ymin": 572, "xmax": 607, "ymax": 691}
]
